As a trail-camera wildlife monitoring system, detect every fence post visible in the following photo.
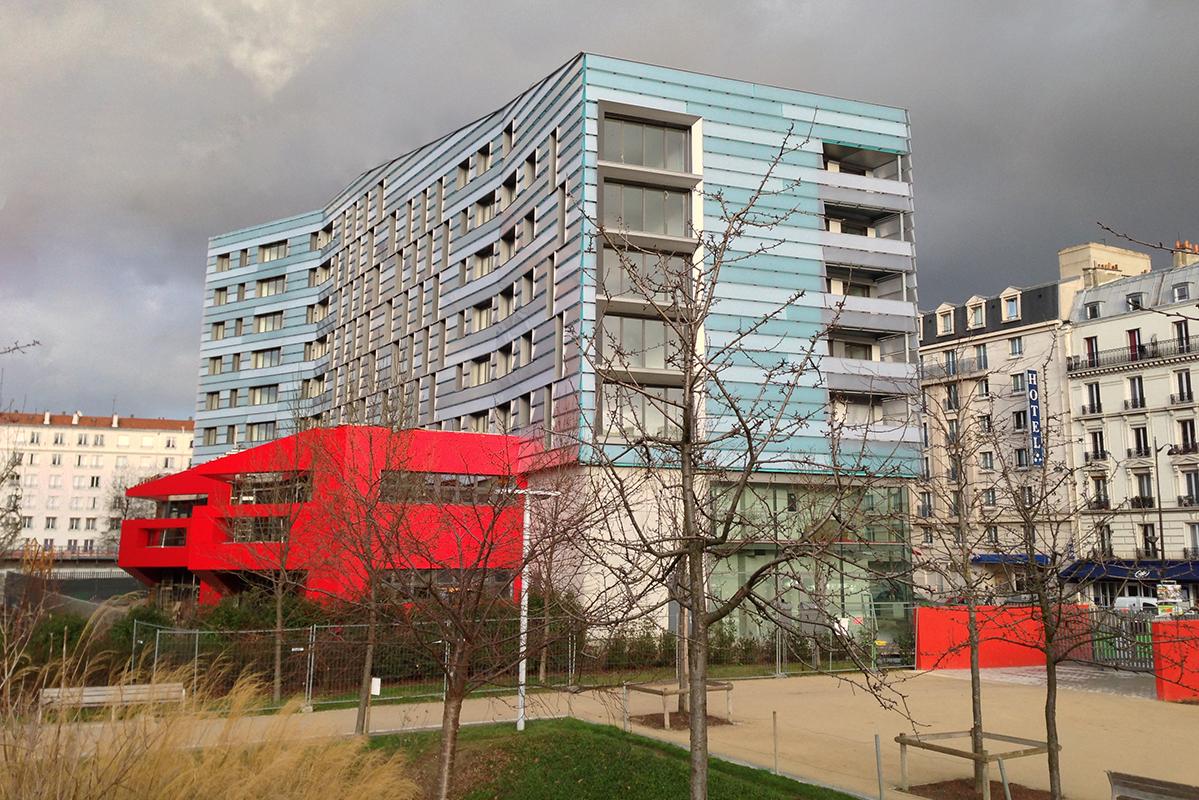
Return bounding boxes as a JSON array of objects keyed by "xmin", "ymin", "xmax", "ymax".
[
  {"xmin": 304, "ymin": 624, "xmax": 316, "ymax": 710},
  {"xmin": 192, "ymin": 630, "xmax": 199, "ymax": 696},
  {"xmin": 130, "ymin": 619, "xmax": 139, "ymax": 671},
  {"xmin": 775, "ymin": 623, "xmax": 783, "ymax": 676},
  {"xmin": 772, "ymin": 710, "xmax": 779, "ymax": 774},
  {"xmin": 152, "ymin": 629, "xmax": 161, "ymax": 683},
  {"xmin": 442, "ymin": 640, "xmax": 449, "ymax": 703},
  {"xmin": 874, "ymin": 733, "xmax": 885, "ymax": 800}
]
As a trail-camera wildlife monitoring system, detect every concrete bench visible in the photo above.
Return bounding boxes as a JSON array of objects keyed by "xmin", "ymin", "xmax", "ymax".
[
  {"xmin": 38, "ymin": 683, "xmax": 186, "ymax": 721},
  {"xmin": 1109, "ymin": 772, "xmax": 1199, "ymax": 800}
]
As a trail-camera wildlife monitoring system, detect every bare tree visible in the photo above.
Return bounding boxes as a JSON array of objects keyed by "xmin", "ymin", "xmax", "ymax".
[{"xmin": 576, "ymin": 130, "xmax": 918, "ymax": 799}]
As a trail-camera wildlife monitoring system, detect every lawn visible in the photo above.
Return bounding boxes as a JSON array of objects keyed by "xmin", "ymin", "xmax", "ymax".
[{"xmin": 373, "ymin": 717, "xmax": 856, "ymax": 800}]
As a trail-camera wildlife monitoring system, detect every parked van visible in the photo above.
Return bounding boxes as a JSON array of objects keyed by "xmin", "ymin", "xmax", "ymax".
[{"xmin": 1113, "ymin": 596, "xmax": 1161, "ymax": 614}]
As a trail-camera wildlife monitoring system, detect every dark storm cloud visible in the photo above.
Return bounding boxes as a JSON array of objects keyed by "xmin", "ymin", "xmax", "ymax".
[{"xmin": 2, "ymin": 0, "xmax": 1197, "ymax": 418}]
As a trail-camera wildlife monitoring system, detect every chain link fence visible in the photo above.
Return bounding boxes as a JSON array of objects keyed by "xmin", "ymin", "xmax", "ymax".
[{"xmin": 132, "ymin": 602, "xmax": 914, "ymax": 710}]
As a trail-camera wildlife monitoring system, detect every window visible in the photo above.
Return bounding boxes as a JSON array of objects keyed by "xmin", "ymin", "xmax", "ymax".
[
  {"xmin": 1013, "ymin": 410, "xmax": 1027, "ymax": 431},
  {"xmin": 1085, "ymin": 381, "xmax": 1101, "ymax": 411},
  {"xmin": 1174, "ymin": 284, "xmax": 1191, "ymax": 302},
  {"xmin": 1135, "ymin": 472, "xmax": 1154, "ymax": 502},
  {"xmin": 255, "ymin": 312, "xmax": 284, "ymax": 333},
  {"xmin": 1008, "ymin": 336, "xmax": 1024, "ymax": 357},
  {"xmin": 977, "ymin": 378, "xmax": 990, "ymax": 398},
  {"xmin": 1183, "ymin": 470, "xmax": 1199, "ymax": 502},
  {"xmin": 985, "ymin": 525, "xmax": 999, "ymax": 544},
  {"xmin": 982, "ymin": 488, "xmax": 996, "ymax": 506},
  {"xmin": 944, "ymin": 350, "xmax": 957, "ymax": 375},
  {"xmin": 600, "ymin": 247, "xmax": 688, "ymax": 298},
  {"xmin": 1002, "ymin": 293, "xmax": 1021, "ymax": 321},
  {"xmin": 49, "ymin": 475, "xmax": 62, "ymax": 489},
  {"xmin": 602, "ymin": 182, "xmax": 688, "ymax": 238},
  {"xmin": 1085, "ymin": 302, "xmax": 1101, "ymax": 320},
  {"xmin": 203, "ymin": 428, "xmax": 218, "ymax": 446},
  {"xmin": 213, "ymin": 287, "xmax": 228, "ymax": 306},
  {"xmin": 245, "ymin": 422, "xmax": 276, "ymax": 443},
  {"xmin": 1176, "ymin": 369, "xmax": 1193, "ymax": 401},
  {"xmin": 1011, "ymin": 372, "xmax": 1026, "ymax": 393},
  {"xmin": 52, "ymin": 453, "xmax": 62, "ymax": 466},
  {"xmin": 257, "ymin": 276, "xmax": 286, "ymax": 297},
  {"xmin": 249, "ymin": 385, "xmax": 278, "ymax": 406},
  {"xmin": 938, "ymin": 311, "xmax": 953, "ymax": 335},
  {"xmin": 973, "ymin": 343, "xmax": 988, "ymax": 369},
  {"xmin": 1015, "ymin": 448, "xmax": 1030, "ymax": 468},
  {"xmin": 601, "ymin": 383, "xmax": 683, "ymax": 440},
  {"xmin": 252, "ymin": 348, "xmax": 281, "ymax": 369},
  {"xmin": 216, "ymin": 253, "xmax": 231, "ymax": 272},
  {"xmin": 28, "ymin": 432, "xmax": 40, "ymax": 445},
  {"xmin": 1132, "ymin": 426, "xmax": 1149, "ymax": 454},
  {"xmin": 45, "ymin": 517, "xmax": 57, "ymax": 530},
  {"xmin": 208, "ymin": 356, "xmax": 223, "ymax": 376},
  {"xmin": 945, "ymin": 383, "xmax": 959, "ymax": 411},
  {"xmin": 1126, "ymin": 293, "xmax": 1145, "ymax": 311},
  {"xmin": 259, "ymin": 240, "xmax": 288, "ymax": 263},
  {"xmin": 979, "ymin": 414, "xmax": 992, "ymax": 433},
  {"xmin": 1181, "ymin": 418, "xmax": 1197, "ymax": 450},
  {"xmin": 600, "ymin": 315, "xmax": 680, "ymax": 370},
  {"xmin": 68, "ymin": 517, "xmax": 80, "ymax": 531},
  {"xmin": 212, "ymin": 321, "xmax": 225, "ymax": 341},
  {"xmin": 600, "ymin": 117, "xmax": 688, "ymax": 172},
  {"xmin": 968, "ymin": 304, "xmax": 985, "ymax": 329},
  {"xmin": 980, "ymin": 451, "xmax": 994, "ymax": 471},
  {"xmin": 1128, "ymin": 375, "xmax": 1146, "ymax": 408},
  {"xmin": 1140, "ymin": 524, "xmax": 1158, "ymax": 558},
  {"xmin": 1089, "ymin": 429, "xmax": 1105, "ymax": 456}
]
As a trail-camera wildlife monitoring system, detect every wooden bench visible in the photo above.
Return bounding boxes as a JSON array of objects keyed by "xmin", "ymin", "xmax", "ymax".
[
  {"xmin": 1109, "ymin": 772, "xmax": 1199, "ymax": 800},
  {"xmin": 38, "ymin": 683, "xmax": 186, "ymax": 721}
]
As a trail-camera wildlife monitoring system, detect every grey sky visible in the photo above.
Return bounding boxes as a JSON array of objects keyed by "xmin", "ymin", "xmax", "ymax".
[{"xmin": 2, "ymin": 0, "xmax": 1197, "ymax": 419}]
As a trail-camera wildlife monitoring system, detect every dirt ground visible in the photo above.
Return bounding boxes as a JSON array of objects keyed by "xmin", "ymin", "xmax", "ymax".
[
  {"xmin": 628, "ymin": 711, "xmax": 732, "ymax": 731},
  {"xmin": 911, "ymin": 779, "xmax": 1051, "ymax": 800}
]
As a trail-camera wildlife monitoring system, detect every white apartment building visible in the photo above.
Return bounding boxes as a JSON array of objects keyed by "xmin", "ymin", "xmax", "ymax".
[
  {"xmin": 1063, "ymin": 244, "xmax": 1199, "ymax": 606},
  {"xmin": 1, "ymin": 411, "xmax": 193, "ymax": 557},
  {"xmin": 917, "ymin": 243, "xmax": 1151, "ymax": 598}
]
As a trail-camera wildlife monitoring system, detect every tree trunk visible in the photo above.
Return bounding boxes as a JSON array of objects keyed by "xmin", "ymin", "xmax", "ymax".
[
  {"xmin": 1044, "ymin": 656, "xmax": 1062, "ymax": 800},
  {"xmin": 273, "ymin": 583, "xmax": 284, "ymax": 705},
  {"xmin": 435, "ymin": 648, "xmax": 469, "ymax": 800},
  {"xmin": 687, "ymin": 545, "xmax": 709, "ymax": 800},
  {"xmin": 677, "ymin": 573, "xmax": 689, "ymax": 714},
  {"xmin": 354, "ymin": 598, "xmax": 377, "ymax": 735},
  {"xmin": 967, "ymin": 600, "xmax": 984, "ymax": 793}
]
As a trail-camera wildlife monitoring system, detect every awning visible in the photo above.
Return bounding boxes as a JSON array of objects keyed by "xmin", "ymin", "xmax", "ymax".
[
  {"xmin": 1060, "ymin": 559, "xmax": 1199, "ymax": 583},
  {"xmin": 971, "ymin": 553, "xmax": 1050, "ymax": 566}
]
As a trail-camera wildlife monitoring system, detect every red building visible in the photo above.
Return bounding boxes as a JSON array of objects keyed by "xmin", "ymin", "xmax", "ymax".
[{"xmin": 118, "ymin": 427, "xmax": 527, "ymax": 605}]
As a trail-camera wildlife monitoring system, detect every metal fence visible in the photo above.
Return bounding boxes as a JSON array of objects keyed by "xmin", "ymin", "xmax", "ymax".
[{"xmin": 132, "ymin": 603, "xmax": 915, "ymax": 710}]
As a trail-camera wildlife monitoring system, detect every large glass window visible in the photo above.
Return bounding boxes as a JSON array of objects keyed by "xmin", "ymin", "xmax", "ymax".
[
  {"xmin": 601, "ymin": 383, "xmax": 683, "ymax": 440},
  {"xmin": 600, "ymin": 246, "xmax": 689, "ymax": 298},
  {"xmin": 602, "ymin": 182, "xmax": 688, "ymax": 237},
  {"xmin": 601, "ymin": 117, "xmax": 687, "ymax": 172},
  {"xmin": 600, "ymin": 314, "xmax": 680, "ymax": 370}
]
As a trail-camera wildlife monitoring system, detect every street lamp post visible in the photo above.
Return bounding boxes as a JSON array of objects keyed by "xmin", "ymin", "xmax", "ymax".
[{"xmin": 515, "ymin": 488, "xmax": 560, "ymax": 732}]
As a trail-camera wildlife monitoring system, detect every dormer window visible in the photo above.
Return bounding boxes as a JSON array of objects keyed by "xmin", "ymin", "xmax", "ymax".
[
  {"xmin": 938, "ymin": 311, "xmax": 954, "ymax": 335},
  {"xmin": 1085, "ymin": 302, "xmax": 1102, "ymax": 320},
  {"xmin": 1126, "ymin": 293, "xmax": 1145, "ymax": 311},
  {"xmin": 1001, "ymin": 291, "xmax": 1021, "ymax": 321},
  {"xmin": 967, "ymin": 303, "xmax": 985, "ymax": 329},
  {"xmin": 1174, "ymin": 284, "xmax": 1191, "ymax": 303}
]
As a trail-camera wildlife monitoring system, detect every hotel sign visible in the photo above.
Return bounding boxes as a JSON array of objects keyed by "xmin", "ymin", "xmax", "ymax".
[{"xmin": 1027, "ymin": 369, "xmax": 1044, "ymax": 467}]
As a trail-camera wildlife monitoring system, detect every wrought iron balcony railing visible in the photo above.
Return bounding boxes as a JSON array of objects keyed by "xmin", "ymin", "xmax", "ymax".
[{"xmin": 1067, "ymin": 337, "xmax": 1198, "ymax": 372}]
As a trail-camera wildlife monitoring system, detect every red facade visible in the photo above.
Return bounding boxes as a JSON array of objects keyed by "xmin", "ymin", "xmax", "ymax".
[{"xmin": 118, "ymin": 427, "xmax": 527, "ymax": 605}]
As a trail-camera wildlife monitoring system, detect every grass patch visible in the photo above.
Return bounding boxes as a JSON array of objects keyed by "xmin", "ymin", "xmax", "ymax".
[{"xmin": 374, "ymin": 717, "xmax": 855, "ymax": 800}]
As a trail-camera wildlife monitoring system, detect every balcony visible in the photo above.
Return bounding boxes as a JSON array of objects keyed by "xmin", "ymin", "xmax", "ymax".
[
  {"xmin": 1168, "ymin": 442, "xmax": 1199, "ymax": 456},
  {"xmin": 1124, "ymin": 397, "xmax": 1148, "ymax": 411},
  {"xmin": 1083, "ymin": 450, "xmax": 1110, "ymax": 464},
  {"xmin": 1130, "ymin": 496, "xmax": 1156, "ymax": 509},
  {"xmin": 1171, "ymin": 392, "xmax": 1195, "ymax": 406},
  {"xmin": 1184, "ymin": 547, "xmax": 1199, "ymax": 560},
  {"xmin": 1078, "ymin": 403, "xmax": 1103, "ymax": 417},
  {"xmin": 1179, "ymin": 495, "xmax": 1199, "ymax": 508},
  {"xmin": 919, "ymin": 357, "xmax": 987, "ymax": 381},
  {"xmin": 1067, "ymin": 336, "xmax": 1198, "ymax": 373},
  {"xmin": 1089, "ymin": 547, "xmax": 1115, "ymax": 560},
  {"xmin": 1135, "ymin": 547, "xmax": 1161, "ymax": 560},
  {"xmin": 1086, "ymin": 497, "xmax": 1111, "ymax": 511},
  {"xmin": 1127, "ymin": 447, "xmax": 1153, "ymax": 459}
]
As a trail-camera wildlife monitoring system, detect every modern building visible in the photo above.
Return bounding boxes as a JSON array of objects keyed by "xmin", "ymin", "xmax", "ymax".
[
  {"xmin": 915, "ymin": 243, "xmax": 1151, "ymax": 597},
  {"xmin": 1061, "ymin": 242, "xmax": 1199, "ymax": 605},
  {"xmin": 0, "ymin": 411, "xmax": 193, "ymax": 559},
  {"xmin": 193, "ymin": 54, "xmax": 922, "ymax": 628},
  {"xmin": 119, "ymin": 427, "xmax": 524, "ymax": 604}
]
